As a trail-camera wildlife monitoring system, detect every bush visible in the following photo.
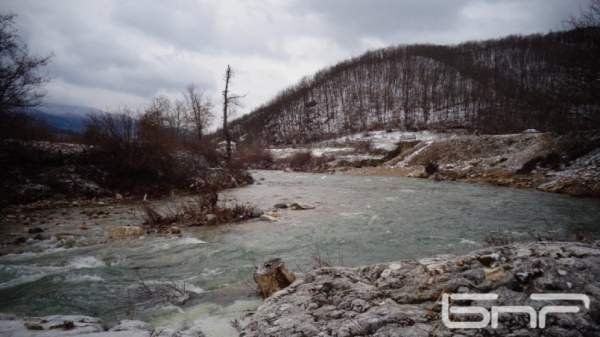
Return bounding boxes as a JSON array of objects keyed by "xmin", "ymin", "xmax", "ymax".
[
  {"xmin": 289, "ymin": 151, "xmax": 313, "ymax": 170},
  {"xmin": 0, "ymin": 111, "xmax": 55, "ymax": 141},
  {"xmin": 353, "ymin": 140, "xmax": 373, "ymax": 153},
  {"xmin": 425, "ymin": 161, "xmax": 439, "ymax": 175},
  {"xmin": 83, "ymin": 112, "xmax": 216, "ymax": 194},
  {"xmin": 232, "ymin": 142, "xmax": 274, "ymax": 169}
]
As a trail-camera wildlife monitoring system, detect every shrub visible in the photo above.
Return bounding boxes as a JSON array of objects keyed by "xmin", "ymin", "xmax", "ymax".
[
  {"xmin": 289, "ymin": 151, "xmax": 313, "ymax": 170},
  {"xmin": 0, "ymin": 111, "xmax": 55, "ymax": 141},
  {"xmin": 232, "ymin": 142, "xmax": 274, "ymax": 169},
  {"xmin": 353, "ymin": 140, "xmax": 374, "ymax": 153},
  {"xmin": 83, "ymin": 112, "xmax": 204, "ymax": 194},
  {"xmin": 425, "ymin": 161, "xmax": 439, "ymax": 175}
]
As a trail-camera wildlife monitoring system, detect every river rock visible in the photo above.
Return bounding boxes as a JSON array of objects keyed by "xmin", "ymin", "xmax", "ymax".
[
  {"xmin": 407, "ymin": 166, "xmax": 427, "ymax": 178},
  {"xmin": 250, "ymin": 208, "xmax": 264, "ymax": 218},
  {"xmin": 27, "ymin": 227, "xmax": 44, "ymax": 234},
  {"xmin": 254, "ymin": 258, "xmax": 297, "ymax": 298},
  {"xmin": 274, "ymin": 203, "xmax": 288, "ymax": 209},
  {"xmin": 537, "ymin": 177, "xmax": 593, "ymax": 196},
  {"xmin": 289, "ymin": 202, "xmax": 315, "ymax": 210},
  {"xmin": 205, "ymin": 214, "xmax": 217, "ymax": 225},
  {"xmin": 241, "ymin": 242, "xmax": 600, "ymax": 337},
  {"xmin": 260, "ymin": 211, "xmax": 279, "ymax": 221},
  {"xmin": 167, "ymin": 226, "xmax": 181, "ymax": 235},
  {"xmin": 0, "ymin": 315, "xmax": 205, "ymax": 337},
  {"xmin": 110, "ymin": 226, "xmax": 144, "ymax": 239}
]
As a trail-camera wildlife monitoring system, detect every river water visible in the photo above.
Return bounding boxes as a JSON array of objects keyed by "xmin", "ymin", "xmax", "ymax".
[{"xmin": 1, "ymin": 170, "xmax": 600, "ymax": 336}]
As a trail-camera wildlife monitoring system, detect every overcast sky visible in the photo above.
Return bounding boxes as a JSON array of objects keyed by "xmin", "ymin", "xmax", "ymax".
[{"xmin": 3, "ymin": 0, "xmax": 588, "ymax": 121}]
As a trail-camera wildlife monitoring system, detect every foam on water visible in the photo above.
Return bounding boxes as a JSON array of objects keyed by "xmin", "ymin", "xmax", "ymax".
[
  {"xmin": 68, "ymin": 256, "xmax": 106, "ymax": 269},
  {"xmin": 150, "ymin": 299, "xmax": 261, "ymax": 337},
  {"xmin": 149, "ymin": 237, "xmax": 207, "ymax": 253},
  {"xmin": 177, "ymin": 237, "xmax": 207, "ymax": 245},
  {"xmin": 459, "ymin": 238, "xmax": 479, "ymax": 245},
  {"xmin": 64, "ymin": 274, "xmax": 105, "ymax": 283}
]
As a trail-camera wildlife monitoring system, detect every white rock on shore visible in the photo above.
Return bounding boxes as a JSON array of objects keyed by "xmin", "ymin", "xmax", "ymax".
[{"xmin": 0, "ymin": 314, "xmax": 204, "ymax": 337}]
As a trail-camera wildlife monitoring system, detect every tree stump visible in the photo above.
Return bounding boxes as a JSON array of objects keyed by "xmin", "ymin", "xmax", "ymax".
[{"xmin": 254, "ymin": 258, "xmax": 296, "ymax": 298}]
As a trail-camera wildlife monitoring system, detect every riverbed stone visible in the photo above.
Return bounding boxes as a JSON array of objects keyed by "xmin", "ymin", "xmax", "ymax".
[
  {"xmin": 241, "ymin": 241, "xmax": 600, "ymax": 337},
  {"xmin": 205, "ymin": 213, "xmax": 217, "ymax": 225},
  {"xmin": 254, "ymin": 258, "xmax": 297, "ymax": 298},
  {"xmin": 260, "ymin": 211, "xmax": 279, "ymax": 221},
  {"xmin": 110, "ymin": 225, "xmax": 144, "ymax": 239},
  {"xmin": 289, "ymin": 202, "xmax": 315, "ymax": 210},
  {"xmin": 0, "ymin": 315, "xmax": 205, "ymax": 337}
]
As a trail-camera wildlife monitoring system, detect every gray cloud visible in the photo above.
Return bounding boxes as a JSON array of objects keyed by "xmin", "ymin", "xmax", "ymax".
[{"xmin": 1, "ymin": 0, "xmax": 589, "ymax": 119}]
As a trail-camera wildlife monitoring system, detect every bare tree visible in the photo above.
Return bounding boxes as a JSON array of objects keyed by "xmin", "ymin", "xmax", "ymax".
[
  {"xmin": 138, "ymin": 96, "xmax": 171, "ymax": 146},
  {"xmin": 83, "ymin": 108, "xmax": 137, "ymax": 150},
  {"xmin": 569, "ymin": 0, "xmax": 600, "ymax": 28},
  {"xmin": 168, "ymin": 98, "xmax": 186, "ymax": 139},
  {"xmin": 0, "ymin": 13, "xmax": 50, "ymax": 113},
  {"xmin": 0, "ymin": 13, "xmax": 51, "ymax": 139},
  {"xmin": 221, "ymin": 65, "xmax": 242, "ymax": 161},
  {"xmin": 184, "ymin": 84, "xmax": 213, "ymax": 142}
]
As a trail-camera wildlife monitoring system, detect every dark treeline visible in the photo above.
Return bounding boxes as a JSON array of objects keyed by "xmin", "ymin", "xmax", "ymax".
[{"xmin": 232, "ymin": 27, "xmax": 600, "ymax": 145}]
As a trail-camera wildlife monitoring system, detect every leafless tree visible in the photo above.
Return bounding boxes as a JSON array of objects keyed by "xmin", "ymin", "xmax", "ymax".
[
  {"xmin": 229, "ymin": 22, "xmax": 600, "ymax": 144},
  {"xmin": 83, "ymin": 108, "xmax": 137, "ymax": 150},
  {"xmin": 0, "ymin": 13, "xmax": 50, "ymax": 113},
  {"xmin": 0, "ymin": 13, "xmax": 51, "ymax": 139},
  {"xmin": 137, "ymin": 95, "xmax": 171, "ymax": 146},
  {"xmin": 569, "ymin": 0, "xmax": 600, "ymax": 28},
  {"xmin": 221, "ymin": 65, "xmax": 243, "ymax": 161},
  {"xmin": 184, "ymin": 84, "xmax": 213, "ymax": 142},
  {"xmin": 168, "ymin": 98, "xmax": 187, "ymax": 138}
]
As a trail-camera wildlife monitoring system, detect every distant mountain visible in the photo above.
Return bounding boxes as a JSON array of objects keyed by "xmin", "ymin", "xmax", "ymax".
[
  {"xmin": 26, "ymin": 103, "xmax": 104, "ymax": 133},
  {"xmin": 230, "ymin": 27, "xmax": 600, "ymax": 145}
]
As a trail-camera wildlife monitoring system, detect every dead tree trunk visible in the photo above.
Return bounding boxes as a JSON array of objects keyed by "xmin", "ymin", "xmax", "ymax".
[{"xmin": 222, "ymin": 65, "xmax": 233, "ymax": 161}]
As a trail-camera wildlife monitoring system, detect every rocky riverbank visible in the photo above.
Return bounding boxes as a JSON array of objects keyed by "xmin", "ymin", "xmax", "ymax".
[
  {"xmin": 241, "ymin": 241, "xmax": 600, "ymax": 337},
  {"xmin": 342, "ymin": 131, "xmax": 600, "ymax": 198},
  {"xmin": 265, "ymin": 130, "xmax": 600, "ymax": 197},
  {"xmin": 0, "ymin": 314, "xmax": 205, "ymax": 337},
  {"xmin": 0, "ymin": 139, "xmax": 254, "ymax": 208}
]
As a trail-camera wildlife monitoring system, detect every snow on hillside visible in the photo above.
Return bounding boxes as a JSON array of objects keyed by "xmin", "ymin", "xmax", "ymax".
[
  {"xmin": 269, "ymin": 130, "xmax": 454, "ymax": 162},
  {"xmin": 270, "ymin": 147, "xmax": 355, "ymax": 160},
  {"xmin": 327, "ymin": 130, "xmax": 455, "ymax": 151}
]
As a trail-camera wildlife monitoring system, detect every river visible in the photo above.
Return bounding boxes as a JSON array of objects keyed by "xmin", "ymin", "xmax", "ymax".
[{"xmin": 1, "ymin": 170, "xmax": 600, "ymax": 336}]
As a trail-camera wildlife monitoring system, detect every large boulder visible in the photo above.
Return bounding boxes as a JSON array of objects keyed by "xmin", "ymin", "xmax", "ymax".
[{"xmin": 254, "ymin": 258, "xmax": 297, "ymax": 298}]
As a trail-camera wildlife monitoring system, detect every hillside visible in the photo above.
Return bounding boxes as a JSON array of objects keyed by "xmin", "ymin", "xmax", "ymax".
[{"xmin": 231, "ymin": 28, "xmax": 600, "ymax": 145}]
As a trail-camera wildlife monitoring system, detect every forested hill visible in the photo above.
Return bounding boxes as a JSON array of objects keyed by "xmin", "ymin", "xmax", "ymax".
[{"xmin": 231, "ymin": 28, "xmax": 600, "ymax": 145}]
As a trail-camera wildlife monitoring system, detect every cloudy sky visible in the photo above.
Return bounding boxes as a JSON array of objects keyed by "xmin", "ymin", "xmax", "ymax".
[{"xmin": 3, "ymin": 0, "xmax": 588, "ymax": 120}]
